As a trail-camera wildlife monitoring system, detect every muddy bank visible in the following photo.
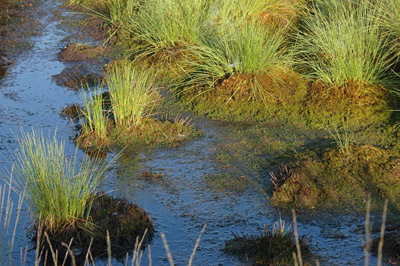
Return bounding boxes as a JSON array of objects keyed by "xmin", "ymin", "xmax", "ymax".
[{"xmin": 0, "ymin": 0, "xmax": 40, "ymax": 85}]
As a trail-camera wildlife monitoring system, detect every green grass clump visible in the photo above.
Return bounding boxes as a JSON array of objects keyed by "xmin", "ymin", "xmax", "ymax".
[
  {"xmin": 182, "ymin": 19, "xmax": 292, "ymax": 90},
  {"xmin": 124, "ymin": 0, "xmax": 213, "ymax": 54},
  {"xmin": 296, "ymin": 0, "xmax": 396, "ymax": 87},
  {"xmin": 82, "ymin": 85, "xmax": 108, "ymax": 141},
  {"xmin": 215, "ymin": 0, "xmax": 303, "ymax": 28},
  {"xmin": 10, "ymin": 129, "xmax": 112, "ymax": 233},
  {"xmin": 107, "ymin": 60, "xmax": 156, "ymax": 129}
]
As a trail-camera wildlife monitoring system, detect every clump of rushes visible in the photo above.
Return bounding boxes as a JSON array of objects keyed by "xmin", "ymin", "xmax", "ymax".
[
  {"xmin": 183, "ymin": 19, "xmax": 292, "ymax": 90},
  {"xmin": 215, "ymin": 0, "xmax": 304, "ymax": 29},
  {"xmin": 125, "ymin": 0, "xmax": 213, "ymax": 54},
  {"xmin": 107, "ymin": 60, "xmax": 157, "ymax": 129},
  {"xmin": 178, "ymin": 19, "xmax": 308, "ymax": 121},
  {"xmin": 10, "ymin": 129, "xmax": 112, "ymax": 234},
  {"xmin": 223, "ymin": 220, "xmax": 311, "ymax": 265},
  {"xmin": 296, "ymin": 0, "xmax": 396, "ymax": 87},
  {"xmin": 82, "ymin": 85, "xmax": 109, "ymax": 142}
]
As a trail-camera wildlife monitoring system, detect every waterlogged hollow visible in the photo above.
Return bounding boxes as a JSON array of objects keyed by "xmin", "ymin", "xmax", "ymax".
[{"xmin": 0, "ymin": 0, "xmax": 396, "ymax": 265}]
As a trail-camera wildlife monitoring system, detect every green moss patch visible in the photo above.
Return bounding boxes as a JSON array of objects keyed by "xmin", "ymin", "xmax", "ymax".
[
  {"xmin": 76, "ymin": 116, "xmax": 201, "ymax": 155},
  {"xmin": 180, "ymin": 71, "xmax": 397, "ymax": 130},
  {"xmin": 301, "ymin": 81, "xmax": 396, "ymax": 129},
  {"xmin": 36, "ymin": 194, "xmax": 154, "ymax": 263},
  {"xmin": 180, "ymin": 70, "xmax": 308, "ymax": 122},
  {"xmin": 223, "ymin": 224, "xmax": 311, "ymax": 265},
  {"xmin": 271, "ymin": 145, "xmax": 400, "ymax": 209}
]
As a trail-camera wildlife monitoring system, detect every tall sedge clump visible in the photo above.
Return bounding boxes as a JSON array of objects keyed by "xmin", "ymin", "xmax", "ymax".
[
  {"xmin": 107, "ymin": 61, "xmax": 156, "ymax": 128},
  {"xmin": 124, "ymin": 0, "xmax": 213, "ymax": 53},
  {"xmin": 183, "ymin": 19, "xmax": 291, "ymax": 88},
  {"xmin": 296, "ymin": 0, "xmax": 395, "ymax": 87},
  {"xmin": 82, "ymin": 85, "xmax": 108, "ymax": 140},
  {"xmin": 215, "ymin": 0, "xmax": 303, "ymax": 28},
  {"xmin": 376, "ymin": 0, "xmax": 400, "ymax": 55},
  {"xmin": 10, "ymin": 129, "xmax": 111, "ymax": 233}
]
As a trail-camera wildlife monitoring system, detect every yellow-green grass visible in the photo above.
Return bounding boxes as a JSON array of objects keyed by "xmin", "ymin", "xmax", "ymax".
[
  {"xmin": 107, "ymin": 60, "xmax": 157, "ymax": 129},
  {"xmin": 82, "ymin": 85, "xmax": 109, "ymax": 142},
  {"xmin": 296, "ymin": 0, "xmax": 397, "ymax": 87},
  {"xmin": 9, "ymin": 129, "xmax": 112, "ymax": 233}
]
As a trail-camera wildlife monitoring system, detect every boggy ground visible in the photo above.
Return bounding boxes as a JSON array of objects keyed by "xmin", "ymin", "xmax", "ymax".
[
  {"xmin": 52, "ymin": 42, "xmax": 110, "ymax": 89},
  {"xmin": 223, "ymin": 224, "xmax": 311, "ymax": 265},
  {"xmin": 181, "ymin": 72, "xmax": 396, "ymax": 130},
  {"xmin": 35, "ymin": 194, "xmax": 154, "ymax": 264},
  {"xmin": 76, "ymin": 115, "xmax": 201, "ymax": 156},
  {"xmin": 0, "ymin": 0, "xmax": 40, "ymax": 85},
  {"xmin": 271, "ymin": 143, "xmax": 400, "ymax": 210}
]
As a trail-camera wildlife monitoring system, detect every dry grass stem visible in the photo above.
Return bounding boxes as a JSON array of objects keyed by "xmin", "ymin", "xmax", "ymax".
[
  {"xmin": 292, "ymin": 209, "xmax": 303, "ymax": 266},
  {"xmin": 377, "ymin": 199, "xmax": 388, "ymax": 266}
]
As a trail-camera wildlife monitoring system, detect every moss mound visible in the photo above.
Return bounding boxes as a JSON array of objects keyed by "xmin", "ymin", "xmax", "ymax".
[
  {"xmin": 181, "ymin": 70, "xmax": 396, "ymax": 128},
  {"xmin": 36, "ymin": 194, "xmax": 153, "ymax": 263},
  {"xmin": 271, "ymin": 145, "xmax": 400, "ymax": 209},
  {"xmin": 223, "ymin": 225, "xmax": 311, "ymax": 265},
  {"xmin": 77, "ymin": 117, "xmax": 200, "ymax": 155},
  {"xmin": 181, "ymin": 70, "xmax": 308, "ymax": 122},
  {"xmin": 301, "ymin": 81, "xmax": 396, "ymax": 129}
]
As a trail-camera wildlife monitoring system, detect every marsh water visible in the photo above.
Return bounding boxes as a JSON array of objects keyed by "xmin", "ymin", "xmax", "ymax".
[{"xmin": 0, "ymin": 1, "xmax": 386, "ymax": 265}]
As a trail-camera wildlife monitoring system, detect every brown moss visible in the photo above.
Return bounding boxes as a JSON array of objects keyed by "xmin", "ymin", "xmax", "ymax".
[
  {"xmin": 35, "ymin": 194, "xmax": 154, "ymax": 263},
  {"xmin": 223, "ymin": 224, "xmax": 312, "ymax": 265},
  {"xmin": 52, "ymin": 63, "xmax": 104, "ymax": 89},
  {"xmin": 59, "ymin": 43, "xmax": 110, "ymax": 61},
  {"xmin": 271, "ymin": 145, "xmax": 400, "ymax": 210},
  {"xmin": 60, "ymin": 104, "xmax": 84, "ymax": 119}
]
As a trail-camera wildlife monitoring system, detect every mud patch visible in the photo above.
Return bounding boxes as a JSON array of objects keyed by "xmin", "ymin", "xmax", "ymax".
[
  {"xmin": 52, "ymin": 62, "xmax": 104, "ymax": 89},
  {"xmin": 59, "ymin": 43, "xmax": 109, "ymax": 61},
  {"xmin": 0, "ymin": 0, "xmax": 40, "ymax": 85},
  {"xmin": 372, "ymin": 229, "xmax": 400, "ymax": 265}
]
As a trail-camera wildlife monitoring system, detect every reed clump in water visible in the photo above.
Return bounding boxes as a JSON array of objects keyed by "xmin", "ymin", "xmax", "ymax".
[{"xmin": 71, "ymin": 60, "xmax": 199, "ymax": 155}]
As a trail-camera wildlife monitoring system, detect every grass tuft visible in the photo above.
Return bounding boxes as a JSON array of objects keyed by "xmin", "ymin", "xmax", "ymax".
[
  {"xmin": 296, "ymin": 0, "xmax": 396, "ymax": 87},
  {"xmin": 107, "ymin": 60, "xmax": 157, "ymax": 129},
  {"xmin": 9, "ymin": 129, "xmax": 112, "ymax": 234},
  {"xmin": 82, "ymin": 85, "xmax": 109, "ymax": 141}
]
